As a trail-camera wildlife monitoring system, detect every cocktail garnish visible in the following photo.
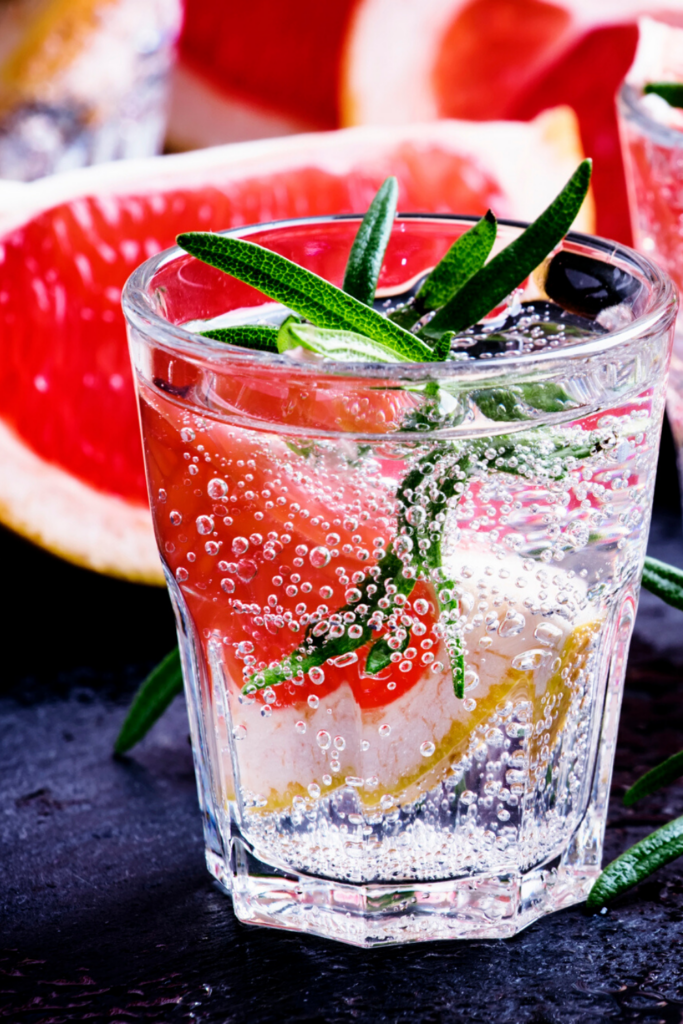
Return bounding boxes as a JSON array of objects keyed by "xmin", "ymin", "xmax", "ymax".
[
  {"xmin": 200, "ymin": 325, "xmax": 279, "ymax": 351},
  {"xmin": 623, "ymin": 750, "xmax": 683, "ymax": 808},
  {"xmin": 115, "ymin": 649, "xmax": 183, "ymax": 755},
  {"xmin": 420, "ymin": 160, "xmax": 592, "ymax": 339},
  {"xmin": 644, "ymin": 81, "xmax": 683, "ymax": 107},
  {"xmin": 179, "ymin": 160, "xmax": 591, "ymax": 360},
  {"xmin": 390, "ymin": 209, "xmax": 497, "ymax": 329},
  {"xmin": 342, "ymin": 175, "xmax": 398, "ymax": 305},
  {"xmin": 587, "ymin": 816, "xmax": 683, "ymax": 910},
  {"xmin": 176, "ymin": 230, "xmax": 437, "ymax": 362}
]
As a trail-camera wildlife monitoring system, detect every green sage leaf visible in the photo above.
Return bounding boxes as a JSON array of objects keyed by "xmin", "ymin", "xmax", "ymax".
[
  {"xmin": 200, "ymin": 325, "xmax": 279, "ymax": 351},
  {"xmin": 624, "ymin": 750, "xmax": 683, "ymax": 807},
  {"xmin": 114, "ymin": 647, "xmax": 183, "ymax": 755},
  {"xmin": 277, "ymin": 320, "xmax": 410, "ymax": 363},
  {"xmin": 421, "ymin": 159, "xmax": 592, "ymax": 339},
  {"xmin": 471, "ymin": 382, "xmax": 574, "ymax": 421},
  {"xmin": 366, "ymin": 631, "xmax": 409, "ymax": 675},
  {"xmin": 343, "ymin": 176, "xmax": 398, "ymax": 306},
  {"xmin": 415, "ymin": 210, "xmax": 497, "ymax": 314},
  {"xmin": 177, "ymin": 231, "xmax": 436, "ymax": 362},
  {"xmin": 644, "ymin": 82, "xmax": 683, "ymax": 108},
  {"xmin": 642, "ymin": 556, "xmax": 683, "ymax": 612},
  {"xmin": 587, "ymin": 815, "xmax": 683, "ymax": 909}
]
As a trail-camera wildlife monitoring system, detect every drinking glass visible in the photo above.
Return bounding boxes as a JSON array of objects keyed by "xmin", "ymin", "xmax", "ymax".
[
  {"xmin": 123, "ymin": 214, "xmax": 675, "ymax": 946},
  {"xmin": 618, "ymin": 81, "xmax": 683, "ymax": 501},
  {"xmin": 0, "ymin": 0, "xmax": 183, "ymax": 181}
]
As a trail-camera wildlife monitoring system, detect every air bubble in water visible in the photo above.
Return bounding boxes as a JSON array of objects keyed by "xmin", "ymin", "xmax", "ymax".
[
  {"xmin": 308, "ymin": 783, "xmax": 321, "ymax": 799},
  {"xmin": 221, "ymin": 578, "xmax": 235, "ymax": 593},
  {"xmin": 237, "ymin": 559, "xmax": 258, "ymax": 582},
  {"xmin": 205, "ymin": 541, "xmax": 220, "ymax": 556},
  {"xmin": 332, "ymin": 651, "xmax": 358, "ymax": 668},
  {"xmin": 316, "ymin": 730, "xmax": 331, "ymax": 750},
  {"xmin": 180, "ymin": 428, "xmax": 195, "ymax": 442},
  {"xmin": 413, "ymin": 599, "xmax": 429, "ymax": 616},
  {"xmin": 534, "ymin": 622, "xmax": 563, "ymax": 646},
  {"xmin": 499, "ymin": 611, "xmax": 526, "ymax": 637},
  {"xmin": 232, "ymin": 537, "xmax": 249, "ymax": 555},
  {"xmin": 512, "ymin": 649, "xmax": 546, "ymax": 671},
  {"xmin": 295, "ymin": 721, "xmax": 306, "ymax": 734},
  {"xmin": 378, "ymin": 724, "xmax": 391, "ymax": 738},
  {"xmin": 464, "ymin": 670, "xmax": 479, "ymax": 691},
  {"xmin": 463, "ymin": 697, "xmax": 477, "ymax": 711},
  {"xmin": 207, "ymin": 478, "xmax": 228, "ymax": 498},
  {"xmin": 307, "ymin": 694, "xmax": 320, "ymax": 708},
  {"xmin": 237, "ymin": 641, "xmax": 254, "ymax": 656},
  {"xmin": 322, "ymin": 774, "xmax": 332, "ymax": 785},
  {"xmin": 232, "ymin": 724, "xmax": 246, "ymax": 740},
  {"xmin": 309, "ymin": 666, "xmax": 325, "ymax": 685},
  {"xmin": 348, "ymin": 625, "xmax": 363, "ymax": 639},
  {"xmin": 406, "ymin": 506, "xmax": 426, "ymax": 526},
  {"xmin": 310, "ymin": 546, "xmax": 331, "ymax": 568},
  {"xmin": 176, "ymin": 567, "xmax": 189, "ymax": 582},
  {"xmin": 170, "ymin": 510, "xmax": 182, "ymax": 526},
  {"xmin": 420, "ymin": 741, "xmax": 435, "ymax": 758},
  {"xmin": 319, "ymin": 585, "xmax": 333, "ymax": 599},
  {"xmin": 333, "ymin": 735, "xmax": 346, "ymax": 751},
  {"xmin": 380, "ymin": 794, "xmax": 394, "ymax": 810},
  {"xmin": 326, "ymin": 533, "xmax": 340, "ymax": 546},
  {"xmin": 158, "ymin": 488, "xmax": 167, "ymax": 503},
  {"xmin": 345, "ymin": 588, "xmax": 362, "ymax": 603},
  {"xmin": 249, "ymin": 533, "xmax": 263, "ymax": 546},
  {"xmin": 460, "ymin": 790, "xmax": 477, "ymax": 806}
]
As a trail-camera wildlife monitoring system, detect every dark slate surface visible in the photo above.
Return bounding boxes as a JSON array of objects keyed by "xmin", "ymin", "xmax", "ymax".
[{"xmin": 3, "ymin": 421, "xmax": 683, "ymax": 1024}]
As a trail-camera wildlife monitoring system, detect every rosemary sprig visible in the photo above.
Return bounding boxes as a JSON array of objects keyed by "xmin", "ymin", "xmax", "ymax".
[
  {"xmin": 390, "ymin": 210, "xmax": 497, "ymax": 330},
  {"xmin": 343, "ymin": 176, "xmax": 398, "ymax": 306},
  {"xmin": 624, "ymin": 750, "xmax": 683, "ymax": 807},
  {"xmin": 200, "ymin": 325, "xmax": 279, "ymax": 351},
  {"xmin": 176, "ymin": 232, "xmax": 438, "ymax": 362},
  {"xmin": 420, "ymin": 160, "xmax": 592, "ymax": 340},
  {"xmin": 644, "ymin": 82, "xmax": 683, "ymax": 108},
  {"xmin": 642, "ymin": 555, "xmax": 683, "ymax": 611},
  {"xmin": 587, "ymin": 816, "xmax": 683, "ymax": 910},
  {"xmin": 115, "ymin": 648, "xmax": 183, "ymax": 755}
]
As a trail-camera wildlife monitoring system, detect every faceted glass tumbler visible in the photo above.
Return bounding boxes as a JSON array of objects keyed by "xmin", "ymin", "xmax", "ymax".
[
  {"xmin": 0, "ymin": 0, "xmax": 183, "ymax": 181},
  {"xmin": 618, "ymin": 81, "xmax": 683, "ymax": 510},
  {"xmin": 123, "ymin": 215, "xmax": 676, "ymax": 946}
]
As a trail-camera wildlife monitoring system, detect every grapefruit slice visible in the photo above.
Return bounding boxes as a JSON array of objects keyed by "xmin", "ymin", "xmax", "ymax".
[
  {"xmin": 0, "ymin": 113, "xmax": 589, "ymax": 583},
  {"xmin": 174, "ymin": 0, "xmax": 683, "ymax": 243}
]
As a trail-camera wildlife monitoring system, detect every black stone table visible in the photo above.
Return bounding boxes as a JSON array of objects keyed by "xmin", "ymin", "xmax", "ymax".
[{"xmin": 4, "ymin": 423, "xmax": 683, "ymax": 1024}]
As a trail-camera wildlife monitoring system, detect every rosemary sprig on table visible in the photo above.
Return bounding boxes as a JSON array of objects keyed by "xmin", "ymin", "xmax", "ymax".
[
  {"xmin": 117, "ymin": 162, "xmax": 592, "ymax": 751},
  {"xmin": 586, "ymin": 557, "xmax": 683, "ymax": 909}
]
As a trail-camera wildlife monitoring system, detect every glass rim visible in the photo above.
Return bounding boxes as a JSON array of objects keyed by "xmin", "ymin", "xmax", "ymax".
[
  {"xmin": 618, "ymin": 80, "xmax": 683, "ymax": 149},
  {"xmin": 122, "ymin": 211, "xmax": 677, "ymax": 382}
]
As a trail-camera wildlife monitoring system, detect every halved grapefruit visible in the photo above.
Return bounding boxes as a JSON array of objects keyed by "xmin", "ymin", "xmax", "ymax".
[
  {"xmin": 174, "ymin": 0, "xmax": 683, "ymax": 243},
  {"xmin": 0, "ymin": 112, "xmax": 590, "ymax": 583}
]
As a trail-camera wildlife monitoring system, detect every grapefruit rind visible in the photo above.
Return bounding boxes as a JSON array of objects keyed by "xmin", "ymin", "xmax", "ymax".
[{"xmin": 0, "ymin": 417, "xmax": 163, "ymax": 583}]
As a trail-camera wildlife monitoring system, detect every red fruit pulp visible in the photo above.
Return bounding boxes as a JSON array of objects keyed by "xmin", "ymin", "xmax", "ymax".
[{"xmin": 0, "ymin": 161, "xmax": 499, "ymax": 506}]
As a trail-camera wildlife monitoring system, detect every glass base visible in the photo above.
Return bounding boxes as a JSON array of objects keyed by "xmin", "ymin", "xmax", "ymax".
[{"xmin": 205, "ymin": 836, "xmax": 599, "ymax": 947}]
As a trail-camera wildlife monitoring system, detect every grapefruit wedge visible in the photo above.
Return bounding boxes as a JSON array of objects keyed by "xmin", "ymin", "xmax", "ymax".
[
  {"xmin": 175, "ymin": 0, "xmax": 683, "ymax": 243},
  {"xmin": 0, "ymin": 113, "xmax": 590, "ymax": 583}
]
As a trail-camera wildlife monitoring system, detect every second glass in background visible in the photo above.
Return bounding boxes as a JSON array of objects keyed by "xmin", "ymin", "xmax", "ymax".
[
  {"xmin": 0, "ymin": 0, "xmax": 183, "ymax": 181},
  {"xmin": 619, "ymin": 79, "xmax": 683, "ymax": 504}
]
